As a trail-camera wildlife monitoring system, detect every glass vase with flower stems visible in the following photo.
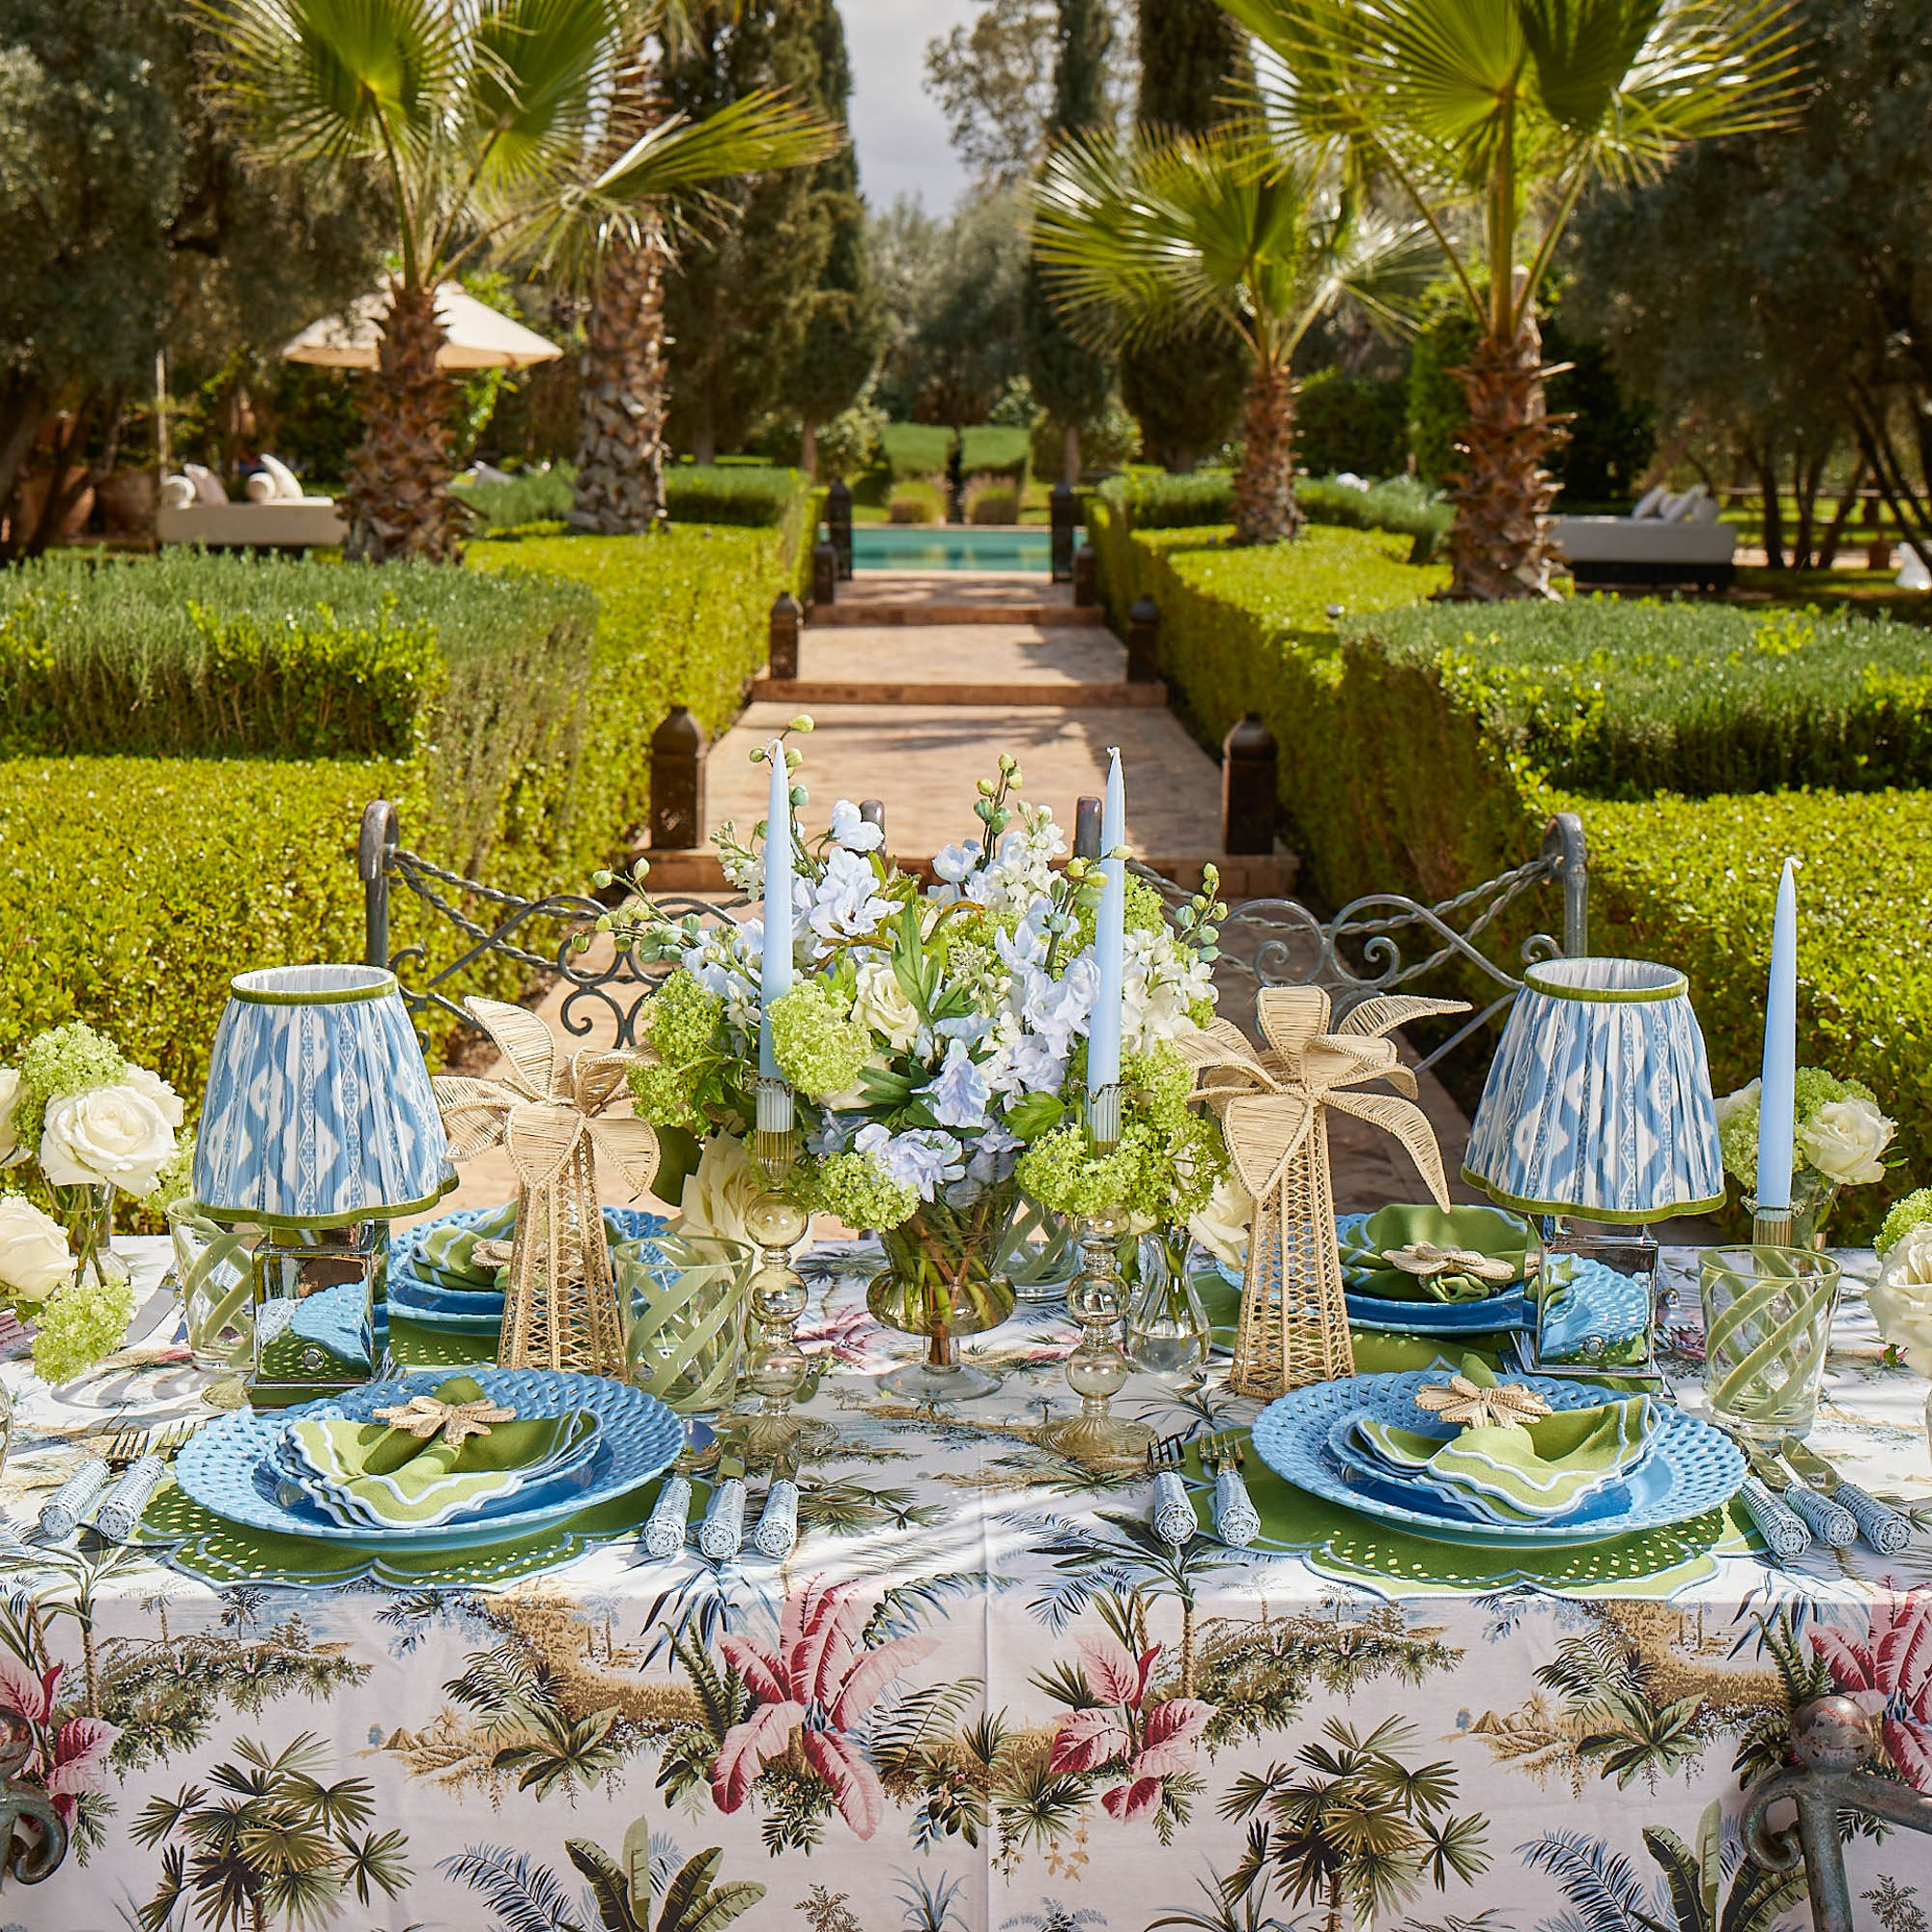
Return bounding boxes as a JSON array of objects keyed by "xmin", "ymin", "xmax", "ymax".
[
  {"xmin": 869, "ymin": 1179, "xmax": 1018, "ymax": 1402},
  {"xmin": 1123, "ymin": 1227, "xmax": 1212, "ymax": 1378},
  {"xmin": 53, "ymin": 1184, "xmax": 128, "ymax": 1293}
]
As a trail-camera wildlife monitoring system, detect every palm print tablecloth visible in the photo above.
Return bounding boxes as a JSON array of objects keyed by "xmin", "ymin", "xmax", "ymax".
[{"xmin": 1, "ymin": 1239, "xmax": 1929, "ymax": 1932}]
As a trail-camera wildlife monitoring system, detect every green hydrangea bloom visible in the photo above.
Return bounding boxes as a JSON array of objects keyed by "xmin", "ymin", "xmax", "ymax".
[
  {"xmin": 1878, "ymin": 1186, "xmax": 1932, "ymax": 1258},
  {"xmin": 153, "ymin": 1132, "xmax": 195, "ymax": 1212},
  {"xmin": 1016, "ymin": 1123, "xmax": 1140, "ymax": 1218},
  {"xmin": 1720, "ymin": 1066, "xmax": 1882, "ymax": 1191},
  {"xmin": 808, "ymin": 1150, "xmax": 919, "ymax": 1230},
  {"xmin": 31, "ymin": 1270, "xmax": 134, "ymax": 1386},
  {"xmin": 646, "ymin": 971, "xmax": 724, "ymax": 1065},
  {"xmin": 770, "ymin": 982, "xmax": 869, "ymax": 1101},
  {"xmin": 16, "ymin": 1022, "xmax": 128, "ymax": 1148},
  {"xmin": 1073, "ymin": 875, "xmax": 1170, "ymax": 954}
]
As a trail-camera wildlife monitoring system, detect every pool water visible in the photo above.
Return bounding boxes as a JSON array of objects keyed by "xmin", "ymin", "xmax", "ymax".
[{"xmin": 853, "ymin": 525, "xmax": 1079, "ymax": 572}]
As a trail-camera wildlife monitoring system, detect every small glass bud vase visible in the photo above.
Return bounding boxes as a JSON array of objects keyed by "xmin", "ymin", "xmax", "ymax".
[
  {"xmin": 1039, "ymin": 1202, "xmax": 1154, "ymax": 1470},
  {"xmin": 1124, "ymin": 1231, "xmax": 1212, "ymax": 1378},
  {"xmin": 1747, "ymin": 1171, "xmax": 1840, "ymax": 1253},
  {"xmin": 58, "ymin": 1184, "xmax": 129, "ymax": 1294}
]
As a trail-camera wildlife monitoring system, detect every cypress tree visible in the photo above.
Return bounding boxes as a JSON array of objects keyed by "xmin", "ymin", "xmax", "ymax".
[
  {"xmin": 1023, "ymin": 0, "xmax": 1115, "ymax": 481},
  {"xmin": 1120, "ymin": 0, "xmax": 1250, "ymax": 469},
  {"xmin": 782, "ymin": 0, "xmax": 886, "ymax": 472}
]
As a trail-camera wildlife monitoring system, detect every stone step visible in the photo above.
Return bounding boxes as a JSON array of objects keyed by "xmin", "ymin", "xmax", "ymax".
[{"xmin": 753, "ymin": 676, "xmax": 1167, "ymax": 708}]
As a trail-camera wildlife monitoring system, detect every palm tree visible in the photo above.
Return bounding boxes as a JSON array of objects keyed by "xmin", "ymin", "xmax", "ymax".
[
  {"xmin": 195, "ymin": 0, "xmax": 832, "ymax": 561},
  {"xmin": 1222, "ymin": 0, "xmax": 1802, "ymax": 595},
  {"xmin": 1031, "ymin": 120, "xmax": 1433, "ymax": 543}
]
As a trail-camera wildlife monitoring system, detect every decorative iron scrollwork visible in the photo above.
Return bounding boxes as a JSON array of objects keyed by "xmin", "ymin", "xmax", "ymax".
[{"xmin": 0, "ymin": 1704, "xmax": 67, "ymax": 1884}]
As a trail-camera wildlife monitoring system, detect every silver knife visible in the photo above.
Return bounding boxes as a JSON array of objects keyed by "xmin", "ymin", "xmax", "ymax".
[
  {"xmin": 1743, "ymin": 1438, "xmax": 1856, "ymax": 1548},
  {"xmin": 1778, "ymin": 1435, "xmax": 1915, "ymax": 1555}
]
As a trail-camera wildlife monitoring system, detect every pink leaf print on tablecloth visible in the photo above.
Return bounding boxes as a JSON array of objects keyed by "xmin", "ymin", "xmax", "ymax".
[
  {"xmin": 711, "ymin": 1579, "xmax": 938, "ymax": 1838},
  {"xmin": 0, "ymin": 1657, "xmax": 119, "ymax": 1823},
  {"xmin": 1048, "ymin": 1630, "xmax": 1212, "ymax": 1823},
  {"xmin": 1810, "ymin": 1579, "xmax": 1932, "ymax": 1790}
]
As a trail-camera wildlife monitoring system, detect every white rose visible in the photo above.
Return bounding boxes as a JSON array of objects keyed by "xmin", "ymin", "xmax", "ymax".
[
  {"xmin": 1869, "ymin": 1223, "xmax": 1932, "ymax": 1376},
  {"xmin": 1713, "ymin": 1078, "xmax": 1761, "ymax": 1131},
  {"xmin": 0, "ymin": 1195, "xmax": 75, "ymax": 1300},
  {"xmin": 1798, "ymin": 1096, "xmax": 1894, "ymax": 1186},
  {"xmin": 1186, "ymin": 1171, "xmax": 1254, "ymax": 1271},
  {"xmin": 852, "ymin": 960, "xmax": 919, "ymax": 1052},
  {"xmin": 670, "ymin": 1131, "xmax": 763, "ymax": 1250},
  {"xmin": 0, "ymin": 1067, "xmax": 22, "ymax": 1166},
  {"xmin": 121, "ymin": 1065, "xmax": 185, "ymax": 1129},
  {"xmin": 40, "ymin": 1083, "xmax": 177, "ymax": 1197}
]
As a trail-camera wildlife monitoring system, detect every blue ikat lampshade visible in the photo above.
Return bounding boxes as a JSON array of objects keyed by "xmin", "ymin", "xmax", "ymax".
[
  {"xmin": 1463, "ymin": 957, "xmax": 1724, "ymax": 1223},
  {"xmin": 192, "ymin": 964, "xmax": 454, "ymax": 1227}
]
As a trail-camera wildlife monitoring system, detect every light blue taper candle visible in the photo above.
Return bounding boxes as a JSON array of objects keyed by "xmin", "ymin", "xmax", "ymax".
[
  {"xmin": 1755, "ymin": 859, "xmax": 1798, "ymax": 1217},
  {"xmin": 758, "ymin": 740, "xmax": 793, "ymax": 1080},
  {"xmin": 1087, "ymin": 748, "xmax": 1125, "ymax": 1100}
]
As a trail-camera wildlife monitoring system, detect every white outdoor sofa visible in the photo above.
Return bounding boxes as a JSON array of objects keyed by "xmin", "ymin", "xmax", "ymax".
[
  {"xmin": 155, "ymin": 462, "xmax": 345, "ymax": 551},
  {"xmin": 1551, "ymin": 483, "xmax": 1736, "ymax": 592}
]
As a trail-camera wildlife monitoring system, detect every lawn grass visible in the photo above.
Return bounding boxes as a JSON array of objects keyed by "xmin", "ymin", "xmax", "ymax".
[{"xmin": 879, "ymin": 422, "xmax": 952, "ymax": 478}]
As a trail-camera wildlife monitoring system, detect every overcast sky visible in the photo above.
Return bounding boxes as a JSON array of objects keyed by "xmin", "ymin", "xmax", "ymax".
[{"xmin": 842, "ymin": 0, "xmax": 980, "ymax": 213}]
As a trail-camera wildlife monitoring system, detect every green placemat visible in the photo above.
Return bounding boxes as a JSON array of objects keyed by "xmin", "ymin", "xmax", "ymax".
[
  {"xmin": 388, "ymin": 1318, "xmax": 497, "ymax": 1369},
  {"xmin": 1171, "ymin": 1436, "xmax": 1747, "ymax": 1601}
]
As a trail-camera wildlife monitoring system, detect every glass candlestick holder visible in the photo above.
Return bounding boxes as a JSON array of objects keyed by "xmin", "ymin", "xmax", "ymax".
[
  {"xmin": 735, "ymin": 1082, "xmax": 833, "ymax": 1463},
  {"xmin": 1039, "ymin": 1201, "xmax": 1154, "ymax": 1470}
]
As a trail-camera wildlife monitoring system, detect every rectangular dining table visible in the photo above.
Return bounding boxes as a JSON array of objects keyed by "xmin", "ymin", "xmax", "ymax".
[{"xmin": 0, "ymin": 1240, "xmax": 1926, "ymax": 1932}]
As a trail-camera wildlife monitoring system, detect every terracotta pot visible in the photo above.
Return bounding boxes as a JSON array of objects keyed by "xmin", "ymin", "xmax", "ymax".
[
  {"xmin": 14, "ymin": 469, "xmax": 95, "ymax": 541},
  {"xmin": 94, "ymin": 469, "xmax": 156, "ymax": 533}
]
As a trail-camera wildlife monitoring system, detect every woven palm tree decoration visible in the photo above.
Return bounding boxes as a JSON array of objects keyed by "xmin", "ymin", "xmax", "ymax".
[
  {"xmin": 1180, "ymin": 987, "xmax": 1468, "ymax": 1397},
  {"xmin": 432, "ymin": 998, "xmax": 659, "ymax": 1376}
]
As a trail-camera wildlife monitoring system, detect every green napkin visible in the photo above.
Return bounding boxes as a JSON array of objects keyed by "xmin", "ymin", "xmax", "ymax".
[
  {"xmin": 416, "ymin": 1207, "xmax": 519, "ymax": 1290},
  {"xmin": 285, "ymin": 1376, "xmax": 597, "ymax": 1530},
  {"xmin": 1350, "ymin": 1204, "xmax": 1528, "ymax": 1304},
  {"xmin": 1360, "ymin": 1387, "xmax": 1652, "ymax": 1524}
]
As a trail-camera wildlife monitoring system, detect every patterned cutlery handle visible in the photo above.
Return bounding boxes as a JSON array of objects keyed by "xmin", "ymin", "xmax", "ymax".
[
  {"xmin": 1783, "ymin": 1481, "xmax": 1858, "ymax": 1548},
  {"xmin": 40, "ymin": 1457, "xmax": 111, "ymax": 1540},
  {"xmin": 753, "ymin": 1478, "xmax": 800, "ymax": 1559},
  {"xmin": 95, "ymin": 1455, "xmax": 168, "ymax": 1542},
  {"xmin": 1213, "ymin": 1463, "xmax": 1262, "ymax": 1548},
  {"xmin": 1831, "ymin": 1481, "xmax": 1915, "ymax": 1556},
  {"xmin": 1740, "ymin": 1476, "xmax": 1811, "ymax": 1562},
  {"xmin": 698, "ymin": 1477, "xmax": 746, "ymax": 1560},
  {"xmin": 641, "ymin": 1475, "xmax": 694, "ymax": 1558},
  {"xmin": 1151, "ymin": 1471, "xmax": 1196, "ymax": 1545}
]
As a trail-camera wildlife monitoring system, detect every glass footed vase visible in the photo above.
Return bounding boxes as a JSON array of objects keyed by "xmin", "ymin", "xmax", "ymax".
[
  {"xmin": 1123, "ymin": 1230, "xmax": 1212, "ymax": 1378},
  {"xmin": 869, "ymin": 1185, "xmax": 1018, "ymax": 1403}
]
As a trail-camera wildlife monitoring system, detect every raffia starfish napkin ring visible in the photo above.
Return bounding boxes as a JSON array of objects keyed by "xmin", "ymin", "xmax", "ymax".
[
  {"xmin": 1413, "ymin": 1377, "xmax": 1552, "ymax": 1431},
  {"xmin": 1382, "ymin": 1242, "xmax": 1517, "ymax": 1283},
  {"xmin": 372, "ymin": 1395, "xmax": 519, "ymax": 1447}
]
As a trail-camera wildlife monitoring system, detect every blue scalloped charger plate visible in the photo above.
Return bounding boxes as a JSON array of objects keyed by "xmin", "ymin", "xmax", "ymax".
[
  {"xmin": 176, "ymin": 1368, "xmax": 684, "ymax": 1552},
  {"xmin": 1251, "ymin": 1371, "xmax": 1743, "ymax": 1548},
  {"xmin": 386, "ymin": 1206, "xmax": 668, "ymax": 1333}
]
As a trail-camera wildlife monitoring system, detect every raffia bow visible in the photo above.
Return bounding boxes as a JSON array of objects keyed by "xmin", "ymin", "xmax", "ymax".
[
  {"xmin": 431, "ymin": 997, "xmax": 659, "ymax": 1375},
  {"xmin": 1179, "ymin": 986, "xmax": 1469, "ymax": 1395}
]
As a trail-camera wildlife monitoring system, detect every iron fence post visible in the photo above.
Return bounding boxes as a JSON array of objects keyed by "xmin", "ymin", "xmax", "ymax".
[{"xmin": 358, "ymin": 800, "xmax": 398, "ymax": 972}]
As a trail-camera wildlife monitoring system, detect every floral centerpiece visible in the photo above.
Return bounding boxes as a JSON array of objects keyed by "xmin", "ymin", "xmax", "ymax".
[
  {"xmin": 1715, "ymin": 1067, "xmax": 1895, "ymax": 1246},
  {"xmin": 602, "ymin": 734, "xmax": 1228, "ymax": 1401},
  {"xmin": 0, "ymin": 1022, "xmax": 190, "ymax": 1389},
  {"xmin": 1871, "ymin": 1190, "xmax": 1932, "ymax": 1378}
]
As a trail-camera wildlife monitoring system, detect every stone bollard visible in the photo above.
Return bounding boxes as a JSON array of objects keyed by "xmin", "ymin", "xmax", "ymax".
[
  {"xmin": 826, "ymin": 478, "xmax": 854, "ymax": 580},
  {"xmin": 768, "ymin": 591, "xmax": 801, "ymax": 680},
  {"xmin": 1072, "ymin": 545, "xmax": 1097, "ymax": 607},
  {"xmin": 810, "ymin": 526, "xmax": 838, "ymax": 607},
  {"xmin": 1125, "ymin": 596, "xmax": 1160, "ymax": 683},
  {"xmin": 649, "ymin": 706, "xmax": 707, "ymax": 849},
  {"xmin": 860, "ymin": 799, "xmax": 886, "ymax": 838},
  {"xmin": 1050, "ymin": 482, "xmax": 1076, "ymax": 582},
  {"xmin": 1073, "ymin": 795, "xmax": 1103, "ymax": 861},
  {"xmin": 1221, "ymin": 714, "xmax": 1277, "ymax": 856}
]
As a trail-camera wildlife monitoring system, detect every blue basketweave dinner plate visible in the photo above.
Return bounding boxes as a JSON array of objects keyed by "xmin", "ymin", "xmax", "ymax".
[
  {"xmin": 1251, "ymin": 1371, "xmax": 1742, "ymax": 1549},
  {"xmin": 176, "ymin": 1368, "xmax": 683, "ymax": 1552},
  {"xmin": 385, "ymin": 1206, "xmax": 668, "ymax": 1333},
  {"xmin": 1334, "ymin": 1210, "xmax": 1533, "ymax": 1332}
]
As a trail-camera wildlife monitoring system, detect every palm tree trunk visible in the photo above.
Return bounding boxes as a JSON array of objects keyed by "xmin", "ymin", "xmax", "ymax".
[
  {"xmin": 1446, "ymin": 312, "xmax": 1567, "ymax": 599},
  {"xmin": 341, "ymin": 282, "xmax": 461, "ymax": 564},
  {"xmin": 571, "ymin": 227, "xmax": 670, "ymax": 534},
  {"xmin": 800, "ymin": 418, "xmax": 817, "ymax": 478},
  {"xmin": 1323, "ymin": 1871, "xmax": 1346, "ymax": 1932},
  {"xmin": 1180, "ymin": 1594, "xmax": 1196, "ymax": 1699},
  {"xmin": 1233, "ymin": 360, "xmax": 1300, "ymax": 545}
]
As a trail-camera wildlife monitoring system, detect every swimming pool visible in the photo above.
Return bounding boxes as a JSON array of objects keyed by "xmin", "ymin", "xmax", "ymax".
[{"xmin": 852, "ymin": 525, "xmax": 1080, "ymax": 572}]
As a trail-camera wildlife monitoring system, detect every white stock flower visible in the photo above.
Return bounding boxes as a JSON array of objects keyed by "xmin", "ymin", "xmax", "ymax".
[
  {"xmin": 1799, "ymin": 1096, "xmax": 1894, "ymax": 1186},
  {"xmin": 923, "ymin": 1038, "xmax": 992, "ymax": 1130},
  {"xmin": 852, "ymin": 960, "xmax": 919, "ymax": 1051},
  {"xmin": 804, "ymin": 848, "xmax": 893, "ymax": 946},
  {"xmin": 40, "ymin": 1082, "xmax": 178, "ymax": 1197},
  {"xmin": 854, "ymin": 1124, "xmax": 966, "ymax": 1201},
  {"xmin": 827, "ymin": 800, "xmax": 884, "ymax": 853},
  {"xmin": 122, "ymin": 1065, "xmax": 185, "ymax": 1129},
  {"xmin": 930, "ymin": 842, "xmax": 981, "ymax": 888},
  {"xmin": 0, "ymin": 1067, "xmax": 21, "ymax": 1166},
  {"xmin": 1869, "ymin": 1223, "xmax": 1932, "ymax": 1376},
  {"xmin": 0, "ymin": 1194, "xmax": 74, "ymax": 1300}
]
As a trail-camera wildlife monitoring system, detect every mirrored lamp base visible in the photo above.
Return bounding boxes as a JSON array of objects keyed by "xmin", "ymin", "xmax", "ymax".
[
  {"xmin": 1528, "ymin": 1216, "xmax": 1663, "ymax": 1385},
  {"xmin": 242, "ymin": 1221, "xmax": 390, "ymax": 1407}
]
